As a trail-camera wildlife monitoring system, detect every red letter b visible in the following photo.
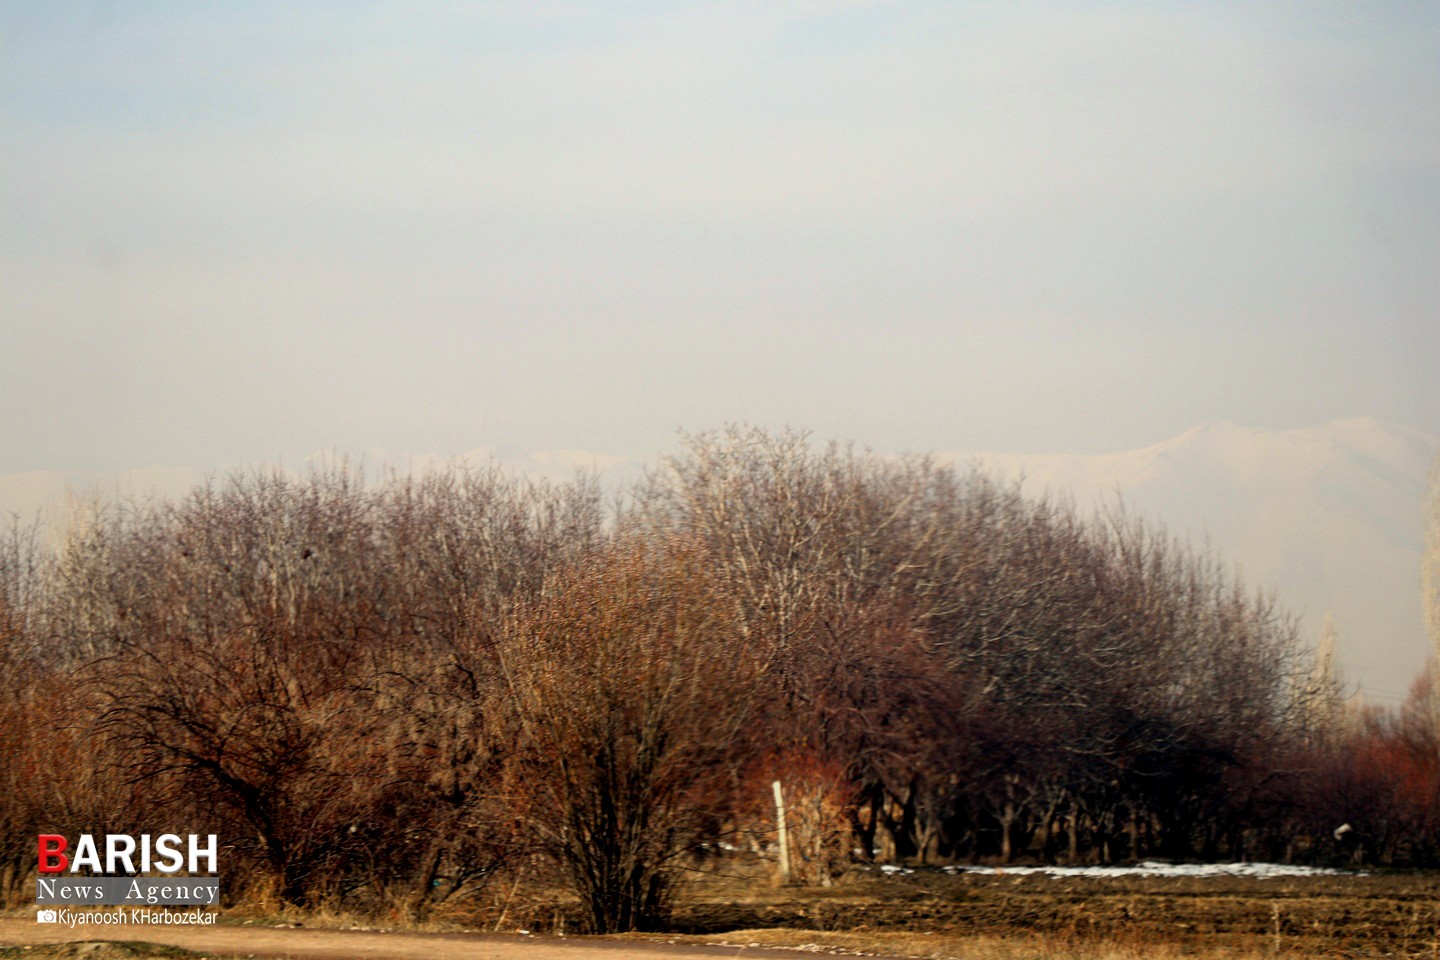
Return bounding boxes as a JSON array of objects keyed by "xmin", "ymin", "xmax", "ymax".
[{"xmin": 38, "ymin": 835, "xmax": 67, "ymax": 874}]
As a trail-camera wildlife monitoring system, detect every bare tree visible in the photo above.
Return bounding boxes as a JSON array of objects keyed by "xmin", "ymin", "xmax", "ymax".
[
  {"xmin": 0, "ymin": 518, "xmax": 42, "ymax": 902},
  {"xmin": 495, "ymin": 535, "xmax": 761, "ymax": 932},
  {"xmin": 1424, "ymin": 452, "xmax": 1440, "ymax": 718},
  {"xmin": 71, "ymin": 465, "xmax": 603, "ymax": 907}
]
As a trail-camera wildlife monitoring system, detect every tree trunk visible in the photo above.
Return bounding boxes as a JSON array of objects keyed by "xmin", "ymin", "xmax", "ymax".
[{"xmin": 1000, "ymin": 801, "xmax": 1017, "ymax": 862}]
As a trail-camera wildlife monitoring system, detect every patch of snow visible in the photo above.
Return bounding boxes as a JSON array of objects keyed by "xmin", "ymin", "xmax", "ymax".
[{"xmin": 938, "ymin": 861, "xmax": 1358, "ymax": 878}]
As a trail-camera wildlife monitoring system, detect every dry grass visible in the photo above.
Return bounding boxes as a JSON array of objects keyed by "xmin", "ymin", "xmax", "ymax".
[
  {"xmin": 0, "ymin": 944, "xmax": 201, "ymax": 959},
  {"xmin": 628, "ymin": 927, "xmax": 1282, "ymax": 959}
]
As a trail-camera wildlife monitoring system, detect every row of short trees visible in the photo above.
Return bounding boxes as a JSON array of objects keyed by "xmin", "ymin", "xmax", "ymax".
[{"xmin": 2, "ymin": 427, "xmax": 1437, "ymax": 930}]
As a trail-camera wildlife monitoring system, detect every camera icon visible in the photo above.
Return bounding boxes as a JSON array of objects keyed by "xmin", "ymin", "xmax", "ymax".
[{"xmin": 37, "ymin": 909, "xmax": 58, "ymax": 923}]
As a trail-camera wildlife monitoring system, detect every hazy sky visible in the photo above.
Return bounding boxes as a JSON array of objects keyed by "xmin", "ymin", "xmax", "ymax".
[{"xmin": 3, "ymin": 1, "xmax": 1437, "ymax": 479}]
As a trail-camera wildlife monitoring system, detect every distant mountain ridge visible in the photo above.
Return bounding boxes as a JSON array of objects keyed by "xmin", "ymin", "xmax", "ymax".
[{"xmin": 966, "ymin": 417, "xmax": 1438, "ymax": 701}]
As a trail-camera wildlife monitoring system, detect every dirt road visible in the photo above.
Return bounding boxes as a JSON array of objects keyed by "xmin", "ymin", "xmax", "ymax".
[{"xmin": 0, "ymin": 918, "xmax": 823, "ymax": 960}]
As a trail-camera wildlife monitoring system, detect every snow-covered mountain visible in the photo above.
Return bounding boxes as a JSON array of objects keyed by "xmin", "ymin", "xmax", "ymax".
[{"xmin": 967, "ymin": 417, "xmax": 1438, "ymax": 702}]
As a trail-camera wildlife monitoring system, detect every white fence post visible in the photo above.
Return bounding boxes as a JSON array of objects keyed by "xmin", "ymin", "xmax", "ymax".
[{"xmin": 773, "ymin": 779, "xmax": 791, "ymax": 884}]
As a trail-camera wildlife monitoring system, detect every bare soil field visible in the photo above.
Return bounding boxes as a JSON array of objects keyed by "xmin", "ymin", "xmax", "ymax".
[
  {"xmin": 4, "ymin": 867, "xmax": 1439, "ymax": 959},
  {"xmin": 632, "ymin": 867, "xmax": 1440, "ymax": 958}
]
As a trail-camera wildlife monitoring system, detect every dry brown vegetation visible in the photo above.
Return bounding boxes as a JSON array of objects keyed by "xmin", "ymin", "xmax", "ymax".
[
  {"xmin": 0, "ymin": 944, "xmax": 200, "ymax": 960},
  {"xmin": 3, "ymin": 427, "xmax": 1439, "ymax": 939}
]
